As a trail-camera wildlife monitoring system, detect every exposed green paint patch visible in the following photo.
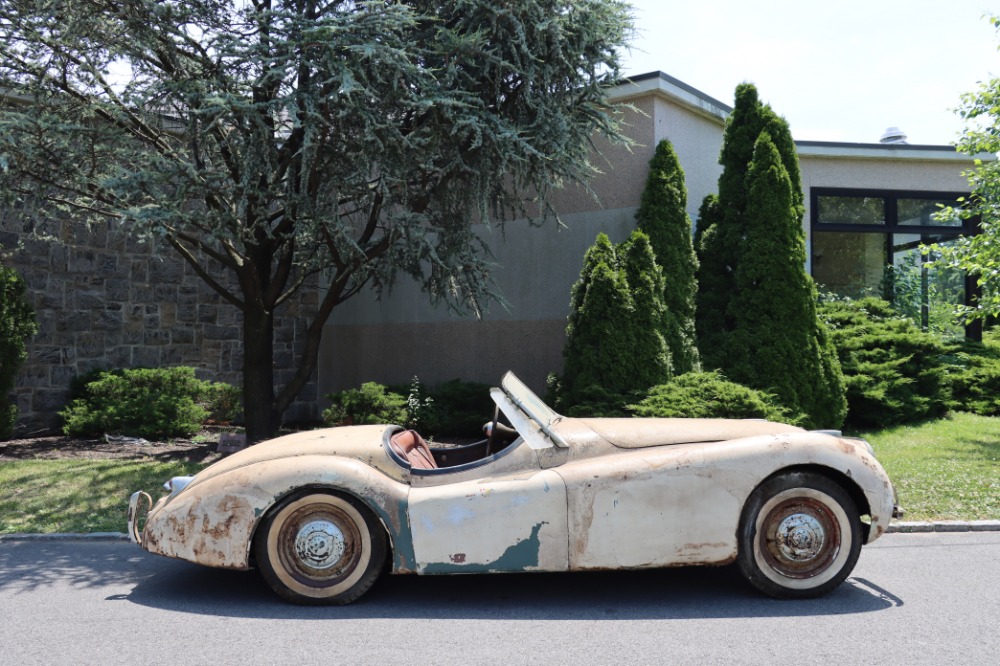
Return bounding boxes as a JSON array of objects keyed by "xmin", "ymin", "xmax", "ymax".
[
  {"xmin": 421, "ymin": 521, "xmax": 545, "ymax": 574},
  {"xmin": 385, "ymin": 497, "xmax": 417, "ymax": 572}
]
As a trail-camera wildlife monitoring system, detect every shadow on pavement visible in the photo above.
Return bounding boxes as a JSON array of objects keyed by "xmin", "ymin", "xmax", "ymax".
[
  {"xmin": 126, "ymin": 557, "xmax": 902, "ymax": 620},
  {"xmin": 0, "ymin": 540, "xmax": 902, "ymax": 620}
]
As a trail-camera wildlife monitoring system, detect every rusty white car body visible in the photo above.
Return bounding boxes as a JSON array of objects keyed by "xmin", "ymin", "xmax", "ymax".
[{"xmin": 128, "ymin": 372, "xmax": 900, "ymax": 604}]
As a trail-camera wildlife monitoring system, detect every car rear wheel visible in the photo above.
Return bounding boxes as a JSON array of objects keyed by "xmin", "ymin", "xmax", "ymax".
[
  {"xmin": 255, "ymin": 491, "xmax": 387, "ymax": 605},
  {"xmin": 737, "ymin": 472, "xmax": 861, "ymax": 599}
]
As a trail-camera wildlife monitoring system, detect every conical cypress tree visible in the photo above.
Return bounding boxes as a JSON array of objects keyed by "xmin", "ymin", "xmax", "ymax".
[
  {"xmin": 567, "ymin": 232, "xmax": 617, "ymax": 320},
  {"xmin": 696, "ymin": 83, "xmax": 804, "ymax": 371},
  {"xmin": 619, "ymin": 231, "xmax": 673, "ymax": 387},
  {"xmin": 723, "ymin": 133, "xmax": 846, "ymax": 428},
  {"xmin": 561, "ymin": 259, "xmax": 636, "ymax": 403},
  {"xmin": 694, "ymin": 193, "xmax": 720, "ymax": 258},
  {"xmin": 635, "ymin": 140, "xmax": 700, "ymax": 374},
  {"xmin": 561, "ymin": 231, "xmax": 672, "ymax": 408}
]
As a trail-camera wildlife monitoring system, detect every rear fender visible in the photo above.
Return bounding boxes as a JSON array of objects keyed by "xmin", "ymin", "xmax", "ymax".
[{"xmin": 142, "ymin": 455, "xmax": 413, "ymax": 571}]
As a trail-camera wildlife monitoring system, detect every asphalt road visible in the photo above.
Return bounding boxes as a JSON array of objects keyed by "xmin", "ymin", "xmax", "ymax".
[{"xmin": 1, "ymin": 532, "xmax": 998, "ymax": 666}]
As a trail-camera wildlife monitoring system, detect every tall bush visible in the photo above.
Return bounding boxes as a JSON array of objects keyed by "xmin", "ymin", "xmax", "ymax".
[
  {"xmin": 559, "ymin": 231, "xmax": 671, "ymax": 410},
  {"xmin": 635, "ymin": 139, "xmax": 700, "ymax": 374},
  {"xmin": 697, "ymin": 83, "xmax": 805, "ymax": 369},
  {"xmin": 819, "ymin": 297, "xmax": 950, "ymax": 427},
  {"xmin": 0, "ymin": 262, "xmax": 37, "ymax": 439},
  {"xmin": 695, "ymin": 84, "xmax": 845, "ymax": 428},
  {"xmin": 722, "ymin": 133, "xmax": 846, "ymax": 428}
]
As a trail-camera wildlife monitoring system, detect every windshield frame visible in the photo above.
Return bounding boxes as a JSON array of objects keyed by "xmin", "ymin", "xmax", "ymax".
[{"xmin": 495, "ymin": 372, "xmax": 568, "ymax": 450}]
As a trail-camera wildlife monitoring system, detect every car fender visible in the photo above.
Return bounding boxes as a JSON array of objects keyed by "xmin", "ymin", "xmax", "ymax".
[
  {"xmin": 696, "ymin": 432, "xmax": 897, "ymax": 542},
  {"xmin": 559, "ymin": 431, "xmax": 895, "ymax": 570},
  {"xmin": 141, "ymin": 454, "xmax": 414, "ymax": 572}
]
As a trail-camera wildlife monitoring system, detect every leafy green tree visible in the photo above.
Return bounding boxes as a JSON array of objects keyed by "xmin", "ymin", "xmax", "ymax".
[
  {"xmin": 0, "ymin": 0, "xmax": 633, "ymax": 441},
  {"xmin": 926, "ymin": 16, "xmax": 1000, "ymax": 320},
  {"xmin": 560, "ymin": 231, "xmax": 671, "ymax": 410},
  {"xmin": 0, "ymin": 262, "xmax": 37, "ymax": 438},
  {"xmin": 723, "ymin": 133, "xmax": 845, "ymax": 428},
  {"xmin": 635, "ymin": 140, "xmax": 700, "ymax": 373}
]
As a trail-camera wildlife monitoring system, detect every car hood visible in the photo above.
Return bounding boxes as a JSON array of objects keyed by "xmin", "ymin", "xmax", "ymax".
[
  {"xmin": 572, "ymin": 417, "xmax": 804, "ymax": 449},
  {"xmin": 188, "ymin": 425, "xmax": 405, "ymax": 487}
]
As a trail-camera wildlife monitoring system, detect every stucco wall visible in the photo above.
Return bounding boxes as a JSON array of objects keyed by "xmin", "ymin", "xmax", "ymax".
[
  {"xmin": 652, "ymin": 95, "xmax": 725, "ymax": 222},
  {"xmin": 319, "ymin": 206, "xmax": 639, "ymax": 395},
  {"xmin": 318, "ymin": 91, "xmax": 728, "ymax": 397}
]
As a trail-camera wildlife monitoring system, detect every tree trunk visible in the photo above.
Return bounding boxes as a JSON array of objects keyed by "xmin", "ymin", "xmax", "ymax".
[{"xmin": 242, "ymin": 304, "xmax": 279, "ymax": 443}]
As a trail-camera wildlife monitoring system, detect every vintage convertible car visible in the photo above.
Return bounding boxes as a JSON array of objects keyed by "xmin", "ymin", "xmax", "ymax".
[{"xmin": 128, "ymin": 372, "xmax": 901, "ymax": 605}]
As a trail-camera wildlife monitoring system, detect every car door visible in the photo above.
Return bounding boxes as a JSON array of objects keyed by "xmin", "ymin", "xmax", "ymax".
[
  {"xmin": 555, "ymin": 444, "xmax": 740, "ymax": 570},
  {"xmin": 407, "ymin": 442, "xmax": 569, "ymax": 574}
]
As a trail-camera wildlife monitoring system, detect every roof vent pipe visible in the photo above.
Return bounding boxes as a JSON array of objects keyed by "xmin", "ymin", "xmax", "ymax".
[{"xmin": 880, "ymin": 126, "xmax": 908, "ymax": 144}]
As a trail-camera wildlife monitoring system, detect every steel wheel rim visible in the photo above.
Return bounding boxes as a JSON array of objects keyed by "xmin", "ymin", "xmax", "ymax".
[
  {"xmin": 753, "ymin": 487, "xmax": 851, "ymax": 589},
  {"xmin": 761, "ymin": 498, "xmax": 839, "ymax": 578},
  {"xmin": 267, "ymin": 495, "xmax": 371, "ymax": 596}
]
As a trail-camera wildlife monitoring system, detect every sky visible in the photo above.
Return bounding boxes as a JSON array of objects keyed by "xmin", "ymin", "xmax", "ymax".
[{"xmin": 619, "ymin": 1, "xmax": 1000, "ymax": 145}]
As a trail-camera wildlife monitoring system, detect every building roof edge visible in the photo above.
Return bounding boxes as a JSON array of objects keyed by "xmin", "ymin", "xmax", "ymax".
[{"xmin": 611, "ymin": 71, "xmax": 731, "ymax": 123}]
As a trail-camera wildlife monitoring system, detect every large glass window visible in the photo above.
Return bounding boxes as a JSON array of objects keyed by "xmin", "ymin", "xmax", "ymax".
[
  {"xmin": 811, "ymin": 188, "xmax": 977, "ymax": 338},
  {"xmin": 816, "ymin": 195, "xmax": 885, "ymax": 226}
]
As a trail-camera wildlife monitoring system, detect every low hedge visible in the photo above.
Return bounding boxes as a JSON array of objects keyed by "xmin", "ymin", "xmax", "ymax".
[
  {"xmin": 629, "ymin": 371, "xmax": 803, "ymax": 424},
  {"xmin": 60, "ymin": 367, "xmax": 241, "ymax": 439},
  {"xmin": 818, "ymin": 297, "xmax": 951, "ymax": 428},
  {"xmin": 945, "ymin": 329, "xmax": 1000, "ymax": 416}
]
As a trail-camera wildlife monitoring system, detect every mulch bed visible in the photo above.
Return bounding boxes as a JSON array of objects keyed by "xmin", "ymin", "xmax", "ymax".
[{"xmin": 0, "ymin": 433, "xmax": 225, "ymax": 463}]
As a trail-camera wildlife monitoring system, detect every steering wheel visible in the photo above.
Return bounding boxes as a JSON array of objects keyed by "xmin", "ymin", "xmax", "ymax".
[{"xmin": 485, "ymin": 405, "xmax": 500, "ymax": 456}]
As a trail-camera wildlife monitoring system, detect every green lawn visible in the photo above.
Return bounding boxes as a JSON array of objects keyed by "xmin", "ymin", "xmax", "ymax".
[
  {"xmin": 1, "ymin": 413, "xmax": 998, "ymax": 533},
  {"xmin": 857, "ymin": 412, "xmax": 1000, "ymax": 521},
  {"xmin": 0, "ymin": 459, "xmax": 206, "ymax": 534}
]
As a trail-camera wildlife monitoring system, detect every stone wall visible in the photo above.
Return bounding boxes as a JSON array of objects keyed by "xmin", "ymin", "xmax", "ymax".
[{"xmin": 0, "ymin": 203, "xmax": 319, "ymax": 436}]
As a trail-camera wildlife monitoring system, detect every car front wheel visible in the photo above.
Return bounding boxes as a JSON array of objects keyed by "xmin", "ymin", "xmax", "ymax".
[
  {"xmin": 737, "ymin": 472, "xmax": 862, "ymax": 599},
  {"xmin": 255, "ymin": 491, "xmax": 387, "ymax": 605}
]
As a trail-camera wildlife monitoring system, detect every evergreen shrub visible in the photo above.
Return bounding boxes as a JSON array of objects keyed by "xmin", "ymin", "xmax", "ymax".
[
  {"xmin": 559, "ymin": 231, "xmax": 671, "ymax": 411},
  {"xmin": 818, "ymin": 296, "xmax": 950, "ymax": 427},
  {"xmin": 629, "ymin": 371, "xmax": 804, "ymax": 424},
  {"xmin": 945, "ymin": 329, "xmax": 1000, "ymax": 416},
  {"xmin": 635, "ymin": 139, "xmax": 700, "ymax": 374},
  {"xmin": 424, "ymin": 379, "xmax": 493, "ymax": 436},
  {"xmin": 60, "ymin": 367, "xmax": 237, "ymax": 438},
  {"xmin": 0, "ymin": 262, "xmax": 37, "ymax": 439},
  {"xmin": 322, "ymin": 382, "xmax": 407, "ymax": 427},
  {"xmin": 695, "ymin": 85, "xmax": 845, "ymax": 428}
]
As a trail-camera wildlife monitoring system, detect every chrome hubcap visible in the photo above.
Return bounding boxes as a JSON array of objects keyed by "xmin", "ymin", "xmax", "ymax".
[
  {"xmin": 775, "ymin": 513, "xmax": 825, "ymax": 562},
  {"xmin": 294, "ymin": 520, "xmax": 346, "ymax": 569}
]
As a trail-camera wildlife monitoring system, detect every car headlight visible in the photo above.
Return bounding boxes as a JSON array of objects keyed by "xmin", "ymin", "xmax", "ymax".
[
  {"xmin": 842, "ymin": 436, "xmax": 876, "ymax": 456},
  {"xmin": 163, "ymin": 475, "xmax": 195, "ymax": 496}
]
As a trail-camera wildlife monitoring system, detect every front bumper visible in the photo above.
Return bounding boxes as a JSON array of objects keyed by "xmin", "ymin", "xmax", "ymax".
[{"xmin": 127, "ymin": 491, "xmax": 152, "ymax": 545}]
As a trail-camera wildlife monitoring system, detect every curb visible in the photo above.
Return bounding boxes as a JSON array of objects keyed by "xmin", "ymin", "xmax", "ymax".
[
  {"xmin": 0, "ymin": 532, "xmax": 130, "ymax": 542},
  {"xmin": 886, "ymin": 520, "xmax": 1000, "ymax": 533},
  {"xmin": 2, "ymin": 522, "xmax": 1000, "ymax": 542}
]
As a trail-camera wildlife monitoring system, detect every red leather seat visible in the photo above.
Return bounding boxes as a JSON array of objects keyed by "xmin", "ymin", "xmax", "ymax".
[{"xmin": 389, "ymin": 430, "xmax": 438, "ymax": 470}]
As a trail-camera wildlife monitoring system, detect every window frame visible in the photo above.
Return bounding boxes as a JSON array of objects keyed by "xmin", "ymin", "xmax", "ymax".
[{"xmin": 810, "ymin": 187, "xmax": 981, "ymax": 339}]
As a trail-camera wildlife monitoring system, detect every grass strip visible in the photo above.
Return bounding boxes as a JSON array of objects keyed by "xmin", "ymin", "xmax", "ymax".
[
  {"xmin": 858, "ymin": 412, "xmax": 1000, "ymax": 521},
  {"xmin": 0, "ymin": 459, "xmax": 206, "ymax": 534},
  {"xmin": 1, "ymin": 412, "xmax": 997, "ymax": 533}
]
